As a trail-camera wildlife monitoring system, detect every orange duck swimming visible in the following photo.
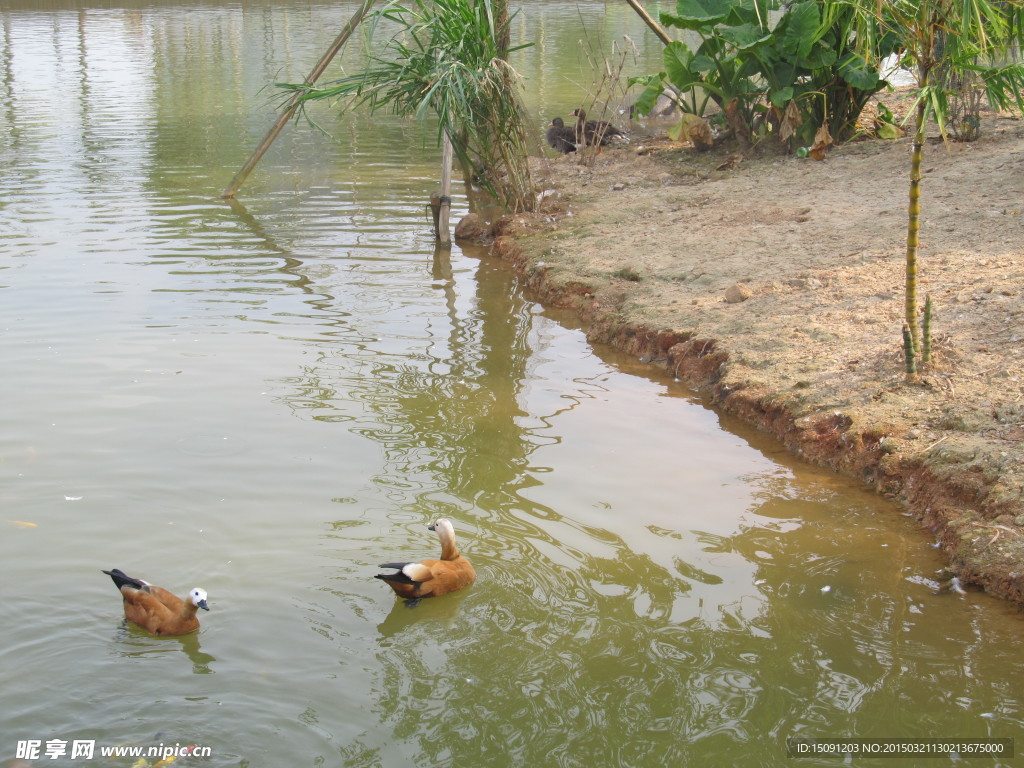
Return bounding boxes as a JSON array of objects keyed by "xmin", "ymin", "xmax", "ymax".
[
  {"xmin": 375, "ymin": 518, "xmax": 476, "ymax": 603},
  {"xmin": 102, "ymin": 568, "xmax": 209, "ymax": 635}
]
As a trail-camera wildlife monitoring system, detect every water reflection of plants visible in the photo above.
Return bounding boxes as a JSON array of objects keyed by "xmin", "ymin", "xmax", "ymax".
[{"xmin": 280, "ymin": 0, "xmax": 536, "ymax": 212}]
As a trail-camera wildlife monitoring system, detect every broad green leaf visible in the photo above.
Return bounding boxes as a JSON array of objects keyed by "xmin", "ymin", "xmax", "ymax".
[
  {"xmin": 627, "ymin": 73, "xmax": 664, "ymax": 89},
  {"xmin": 629, "ymin": 76, "xmax": 666, "ymax": 117},
  {"xmin": 691, "ymin": 54, "xmax": 716, "ymax": 74},
  {"xmin": 674, "ymin": 0, "xmax": 732, "ymax": 24},
  {"xmin": 838, "ymin": 52, "xmax": 880, "ymax": 90},
  {"xmin": 770, "ymin": 86, "xmax": 794, "ymax": 107},
  {"xmin": 778, "ymin": 1, "xmax": 820, "ymax": 59},
  {"xmin": 719, "ymin": 23, "xmax": 772, "ymax": 51},
  {"xmin": 667, "ymin": 118, "xmax": 686, "ymax": 142},
  {"xmin": 877, "ymin": 122, "xmax": 903, "ymax": 139},
  {"xmin": 803, "ymin": 45, "xmax": 836, "ymax": 70},
  {"xmin": 665, "ymin": 41, "xmax": 699, "ymax": 88},
  {"xmin": 723, "ymin": 0, "xmax": 759, "ymax": 26},
  {"xmin": 659, "ymin": 12, "xmax": 695, "ymax": 32},
  {"xmin": 771, "ymin": 61, "xmax": 798, "ymax": 89}
]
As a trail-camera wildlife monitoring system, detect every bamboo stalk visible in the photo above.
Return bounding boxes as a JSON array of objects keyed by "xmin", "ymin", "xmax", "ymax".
[
  {"xmin": 904, "ymin": 96, "xmax": 926, "ymax": 352},
  {"xmin": 220, "ymin": 0, "xmax": 378, "ymax": 199}
]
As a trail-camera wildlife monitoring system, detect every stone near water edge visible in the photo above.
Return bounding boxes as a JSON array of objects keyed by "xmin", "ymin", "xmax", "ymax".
[
  {"xmin": 724, "ymin": 283, "xmax": 753, "ymax": 303},
  {"xmin": 454, "ymin": 213, "xmax": 491, "ymax": 242}
]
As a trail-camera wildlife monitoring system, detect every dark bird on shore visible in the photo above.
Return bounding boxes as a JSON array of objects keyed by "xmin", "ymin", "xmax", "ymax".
[
  {"xmin": 546, "ymin": 117, "xmax": 579, "ymax": 154},
  {"xmin": 375, "ymin": 518, "xmax": 476, "ymax": 605},
  {"xmin": 102, "ymin": 568, "xmax": 209, "ymax": 635},
  {"xmin": 572, "ymin": 108, "xmax": 624, "ymax": 146}
]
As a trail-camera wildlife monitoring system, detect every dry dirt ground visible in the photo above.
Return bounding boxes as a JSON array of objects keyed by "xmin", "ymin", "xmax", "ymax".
[{"xmin": 485, "ymin": 97, "xmax": 1024, "ymax": 604}]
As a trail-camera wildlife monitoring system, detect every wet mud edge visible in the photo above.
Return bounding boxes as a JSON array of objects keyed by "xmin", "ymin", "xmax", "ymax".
[{"xmin": 489, "ymin": 222, "xmax": 1024, "ymax": 607}]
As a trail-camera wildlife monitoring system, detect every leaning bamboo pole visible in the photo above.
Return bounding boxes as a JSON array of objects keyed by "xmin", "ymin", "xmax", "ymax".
[
  {"xmin": 220, "ymin": 0, "xmax": 378, "ymax": 199},
  {"xmin": 621, "ymin": 0, "xmax": 673, "ymax": 46}
]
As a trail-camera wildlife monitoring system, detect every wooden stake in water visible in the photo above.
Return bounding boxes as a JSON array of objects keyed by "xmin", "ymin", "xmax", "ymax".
[
  {"xmin": 436, "ymin": 132, "xmax": 454, "ymax": 246},
  {"xmin": 220, "ymin": 0, "xmax": 378, "ymax": 199}
]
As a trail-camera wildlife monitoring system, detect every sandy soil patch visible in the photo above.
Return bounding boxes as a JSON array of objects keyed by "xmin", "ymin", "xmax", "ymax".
[{"xmin": 488, "ymin": 99, "xmax": 1024, "ymax": 604}]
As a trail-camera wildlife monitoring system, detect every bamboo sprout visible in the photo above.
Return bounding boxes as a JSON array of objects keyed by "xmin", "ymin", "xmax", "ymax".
[{"xmin": 903, "ymin": 322, "xmax": 917, "ymax": 382}]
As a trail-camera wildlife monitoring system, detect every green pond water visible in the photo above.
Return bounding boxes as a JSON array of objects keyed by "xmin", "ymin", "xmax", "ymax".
[{"xmin": 1, "ymin": 2, "xmax": 1022, "ymax": 766}]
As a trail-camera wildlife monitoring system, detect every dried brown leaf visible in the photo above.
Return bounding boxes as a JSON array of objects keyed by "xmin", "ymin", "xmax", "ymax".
[
  {"xmin": 808, "ymin": 122, "xmax": 834, "ymax": 161},
  {"xmin": 779, "ymin": 100, "xmax": 802, "ymax": 144},
  {"xmin": 670, "ymin": 113, "xmax": 714, "ymax": 152}
]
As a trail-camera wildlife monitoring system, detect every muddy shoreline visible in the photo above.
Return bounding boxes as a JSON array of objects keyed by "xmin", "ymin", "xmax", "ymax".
[{"xmin": 481, "ymin": 118, "xmax": 1024, "ymax": 605}]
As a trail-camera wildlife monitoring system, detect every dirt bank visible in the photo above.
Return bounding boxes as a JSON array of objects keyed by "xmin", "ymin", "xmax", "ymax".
[{"xmin": 486, "ymin": 103, "xmax": 1024, "ymax": 604}]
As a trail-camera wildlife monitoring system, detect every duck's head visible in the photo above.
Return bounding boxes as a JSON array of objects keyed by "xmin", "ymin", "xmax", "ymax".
[
  {"xmin": 550, "ymin": 117, "xmax": 565, "ymax": 128},
  {"xmin": 429, "ymin": 518, "xmax": 460, "ymax": 558},
  {"xmin": 429, "ymin": 518, "xmax": 455, "ymax": 537},
  {"xmin": 190, "ymin": 588, "xmax": 210, "ymax": 611}
]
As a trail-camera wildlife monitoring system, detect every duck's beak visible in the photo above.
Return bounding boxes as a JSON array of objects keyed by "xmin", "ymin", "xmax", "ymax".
[{"xmin": 197, "ymin": 599, "xmax": 210, "ymax": 611}]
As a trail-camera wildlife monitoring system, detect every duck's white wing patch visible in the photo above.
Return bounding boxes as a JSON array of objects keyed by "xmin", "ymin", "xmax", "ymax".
[{"xmin": 402, "ymin": 563, "xmax": 432, "ymax": 583}]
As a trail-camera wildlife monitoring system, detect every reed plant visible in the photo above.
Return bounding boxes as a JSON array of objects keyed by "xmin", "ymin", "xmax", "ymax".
[
  {"xmin": 279, "ymin": 0, "xmax": 536, "ymax": 212},
  {"xmin": 572, "ymin": 35, "xmax": 637, "ymax": 166}
]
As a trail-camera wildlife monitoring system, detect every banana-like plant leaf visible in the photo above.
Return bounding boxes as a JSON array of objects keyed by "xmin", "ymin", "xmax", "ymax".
[
  {"xmin": 803, "ymin": 45, "xmax": 837, "ymax": 70},
  {"xmin": 691, "ymin": 53, "xmax": 717, "ymax": 74},
  {"xmin": 838, "ymin": 52, "xmax": 879, "ymax": 90},
  {"xmin": 778, "ymin": 1, "xmax": 820, "ymax": 59},
  {"xmin": 770, "ymin": 86, "xmax": 794, "ymax": 107},
  {"xmin": 670, "ymin": 0, "xmax": 732, "ymax": 25},
  {"xmin": 719, "ymin": 22, "xmax": 772, "ymax": 51},
  {"xmin": 877, "ymin": 122, "xmax": 903, "ymax": 139},
  {"xmin": 665, "ymin": 41, "xmax": 701, "ymax": 89},
  {"xmin": 629, "ymin": 74, "xmax": 667, "ymax": 117}
]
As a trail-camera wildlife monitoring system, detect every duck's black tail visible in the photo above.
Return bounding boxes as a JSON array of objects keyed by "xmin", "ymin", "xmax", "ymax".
[
  {"xmin": 102, "ymin": 568, "xmax": 145, "ymax": 591},
  {"xmin": 374, "ymin": 563, "xmax": 417, "ymax": 586}
]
